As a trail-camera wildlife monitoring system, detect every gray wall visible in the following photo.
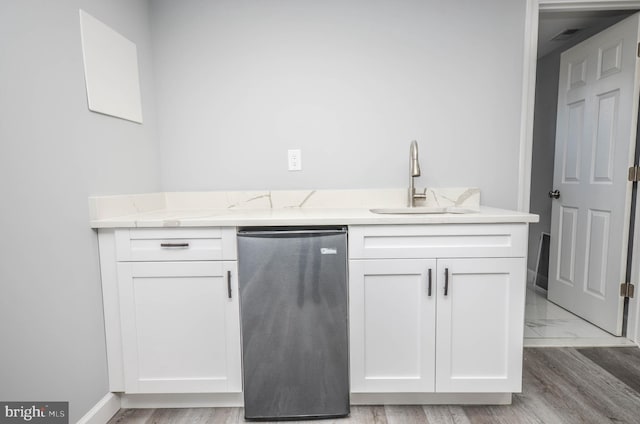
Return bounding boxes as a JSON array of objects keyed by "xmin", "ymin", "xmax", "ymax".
[
  {"xmin": 527, "ymin": 52, "xmax": 560, "ymax": 275},
  {"xmin": 0, "ymin": 1, "xmax": 160, "ymax": 422},
  {"xmin": 150, "ymin": 0, "xmax": 526, "ymax": 210}
]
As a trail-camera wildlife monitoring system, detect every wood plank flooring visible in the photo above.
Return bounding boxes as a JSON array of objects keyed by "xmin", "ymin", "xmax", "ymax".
[{"xmin": 108, "ymin": 347, "xmax": 640, "ymax": 424}]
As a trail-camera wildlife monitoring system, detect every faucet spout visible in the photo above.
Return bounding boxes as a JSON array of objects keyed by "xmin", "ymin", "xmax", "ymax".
[
  {"xmin": 408, "ymin": 140, "xmax": 426, "ymax": 207},
  {"xmin": 410, "ymin": 140, "xmax": 421, "ymax": 177}
]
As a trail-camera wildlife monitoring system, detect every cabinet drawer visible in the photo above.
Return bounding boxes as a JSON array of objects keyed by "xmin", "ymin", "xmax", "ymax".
[
  {"xmin": 115, "ymin": 228, "xmax": 237, "ymax": 261},
  {"xmin": 349, "ymin": 224, "xmax": 527, "ymax": 259}
]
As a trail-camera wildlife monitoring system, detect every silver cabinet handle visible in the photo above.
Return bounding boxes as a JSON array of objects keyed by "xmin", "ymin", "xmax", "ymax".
[
  {"xmin": 160, "ymin": 242, "xmax": 190, "ymax": 248},
  {"xmin": 428, "ymin": 268, "xmax": 432, "ymax": 297},
  {"xmin": 444, "ymin": 268, "xmax": 449, "ymax": 296},
  {"xmin": 227, "ymin": 270, "xmax": 232, "ymax": 299}
]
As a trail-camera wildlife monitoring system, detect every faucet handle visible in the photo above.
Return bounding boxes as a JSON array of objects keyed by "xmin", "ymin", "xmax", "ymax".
[{"xmin": 413, "ymin": 187, "xmax": 427, "ymax": 200}]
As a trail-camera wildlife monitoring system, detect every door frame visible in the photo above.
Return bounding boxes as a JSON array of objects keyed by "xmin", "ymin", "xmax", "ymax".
[{"xmin": 519, "ymin": 0, "xmax": 640, "ymax": 344}]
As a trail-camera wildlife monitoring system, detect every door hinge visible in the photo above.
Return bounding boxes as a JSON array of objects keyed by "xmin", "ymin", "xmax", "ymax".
[
  {"xmin": 637, "ymin": 42, "xmax": 640, "ymax": 58},
  {"xmin": 620, "ymin": 282, "xmax": 635, "ymax": 299},
  {"xmin": 629, "ymin": 166, "xmax": 640, "ymax": 182}
]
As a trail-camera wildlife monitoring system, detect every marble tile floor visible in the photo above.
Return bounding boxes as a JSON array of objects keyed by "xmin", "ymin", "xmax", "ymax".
[{"xmin": 524, "ymin": 286, "xmax": 636, "ymax": 347}]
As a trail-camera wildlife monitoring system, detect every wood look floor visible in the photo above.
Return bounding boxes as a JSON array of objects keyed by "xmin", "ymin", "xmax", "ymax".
[{"xmin": 108, "ymin": 347, "xmax": 640, "ymax": 424}]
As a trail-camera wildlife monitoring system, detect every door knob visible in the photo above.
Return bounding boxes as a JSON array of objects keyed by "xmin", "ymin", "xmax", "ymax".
[{"xmin": 549, "ymin": 190, "xmax": 560, "ymax": 199}]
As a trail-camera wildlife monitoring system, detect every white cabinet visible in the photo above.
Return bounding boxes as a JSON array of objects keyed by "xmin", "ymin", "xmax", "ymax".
[
  {"xmin": 435, "ymin": 258, "xmax": 525, "ymax": 392},
  {"xmin": 98, "ymin": 227, "xmax": 241, "ymax": 394},
  {"xmin": 118, "ymin": 261, "xmax": 241, "ymax": 393},
  {"xmin": 349, "ymin": 259, "xmax": 436, "ymax": 392},
  {"xmin": 98, "ymin": 222, "xmax": 529, "ymax": 399},
  {"xmin": 349, "ymin": 224, "xmax": 527, "ymax": 394}
]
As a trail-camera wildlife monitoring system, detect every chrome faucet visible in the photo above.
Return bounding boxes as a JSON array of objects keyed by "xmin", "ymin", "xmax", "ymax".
[{"xmin": 408, "ymin": 140, "xmax": 426, "ymax": 207}]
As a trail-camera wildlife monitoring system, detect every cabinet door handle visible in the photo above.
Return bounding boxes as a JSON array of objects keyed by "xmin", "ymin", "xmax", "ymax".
[
  {"xmin": 428, "ymin": 268, "xmax": 432, "ymax": 297},
  {"xmin": 227, "ymin": 270, "xmax": 232, "ymax": 299},
  {"xmin": 160, "ymin": 242, "xmax": 190, "ymax": 248},
  {"xmin": 444, "ymin": 268, "xmax": 449, "ymax": 296}
]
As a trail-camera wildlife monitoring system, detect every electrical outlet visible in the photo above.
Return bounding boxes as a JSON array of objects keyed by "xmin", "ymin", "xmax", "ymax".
[{"xmin": 288, "ymin": 149, "xmax": 302, "ymax": 171}]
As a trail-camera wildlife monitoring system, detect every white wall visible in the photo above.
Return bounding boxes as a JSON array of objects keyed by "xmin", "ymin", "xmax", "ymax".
[
  {"xmin": 150, "ymin": 0, "xmax": 526, "ymax": 209},
  {"xmin": 0, "ymin": 1, "xmax": 160, "ymax": 422}
]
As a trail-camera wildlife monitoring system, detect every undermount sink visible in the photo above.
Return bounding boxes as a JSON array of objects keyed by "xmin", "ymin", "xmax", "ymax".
[{"xmin": 369, "ymin": 206, "xmax": 477, "ymax": 215}]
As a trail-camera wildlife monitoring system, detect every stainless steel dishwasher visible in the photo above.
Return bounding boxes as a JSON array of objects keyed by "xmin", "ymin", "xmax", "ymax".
[{"xmin": 237, "ymin": 226, "xmax": 349, "ymax": 420}]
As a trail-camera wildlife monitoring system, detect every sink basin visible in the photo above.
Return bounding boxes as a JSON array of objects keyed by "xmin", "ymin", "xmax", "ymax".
[{"xmin": 369, "ymin": 206, "xmax": 477, "ymax": 215}]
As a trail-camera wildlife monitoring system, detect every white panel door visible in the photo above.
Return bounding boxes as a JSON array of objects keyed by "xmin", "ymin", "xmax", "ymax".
[
  {"xmin": 549, "ymin": 13, "xmax": 640, "ymax": 335},
  {"xmin": 435, "ymin": 258, "xmax": 525, "ymax": 393},
  {"xmin": 118, "ymin": 261, "xmax": 242, "ymax": 393},
  {"xmin": 349, "ymin": 259, "xmax": 436, "ymax": 392}
]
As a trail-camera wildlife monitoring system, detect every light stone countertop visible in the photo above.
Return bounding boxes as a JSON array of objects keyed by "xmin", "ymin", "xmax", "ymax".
[
  {"xmin": 89, "ymin": 189, "xmax": 538, "ymax": 228},
  {"xmin": 90, "ymin": 206, "xmax": 538, "ymax": 228}
]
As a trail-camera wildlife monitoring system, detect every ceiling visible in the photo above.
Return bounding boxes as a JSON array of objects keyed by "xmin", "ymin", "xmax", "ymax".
[{"xmin": 537, "ymin": 10, "xmax": 636, "ymax": 58}]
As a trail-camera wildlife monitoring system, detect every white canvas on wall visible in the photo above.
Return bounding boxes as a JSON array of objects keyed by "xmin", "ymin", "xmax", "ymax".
[{"xmin": 79, "ymin": 10, "xmax": 143, "ymax": 123}]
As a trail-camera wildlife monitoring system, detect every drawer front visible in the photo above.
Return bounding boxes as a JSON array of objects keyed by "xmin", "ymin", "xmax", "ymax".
[
  {"xmin": 115, "ymin": 228, "xmax": 237, "ymax": 261},
  {"xmin": 348, "ymin": 224, "xmax": 528, "ymax": 259}
]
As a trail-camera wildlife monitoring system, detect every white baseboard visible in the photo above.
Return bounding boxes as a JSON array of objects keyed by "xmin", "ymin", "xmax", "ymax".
[
  {"xmin": 76, "ymin": 393, "xmax": 121, "ymax": 424},
  {"xmin": 524, "ymin": 337, "xmax": 636, "ymax": 348},
  {"xmin": 527, "ymin": 268, "xmax": 536, "ymax": 286},
  {"xmin": 120, "ymin": 393, "xmax": 243, "ymax": 409},
  {"xmin": 80, "ymin": 391, "xmax": 511, "ymax": 415},
  {"xmin": 351, "ymin": 392, "xmax": 512, "ymax": 405}
]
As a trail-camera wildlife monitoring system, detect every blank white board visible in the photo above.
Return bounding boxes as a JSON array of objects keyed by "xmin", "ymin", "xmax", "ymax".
[{"xmin": 79, "ymin": 10, "xmax": 143, "ymax": 123}]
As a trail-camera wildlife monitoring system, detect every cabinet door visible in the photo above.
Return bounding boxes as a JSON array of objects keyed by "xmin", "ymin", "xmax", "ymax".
[
  {"xmin": 350, "ymin": 259, "xmax": 436, "ymax": 392},
  {"xmin": 117, "ymin": 261, "xmax": 241, "ymax": 394},
  {"xmin": 435, "ymin": 258, "xmax": 525, "ymax": 392}
]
